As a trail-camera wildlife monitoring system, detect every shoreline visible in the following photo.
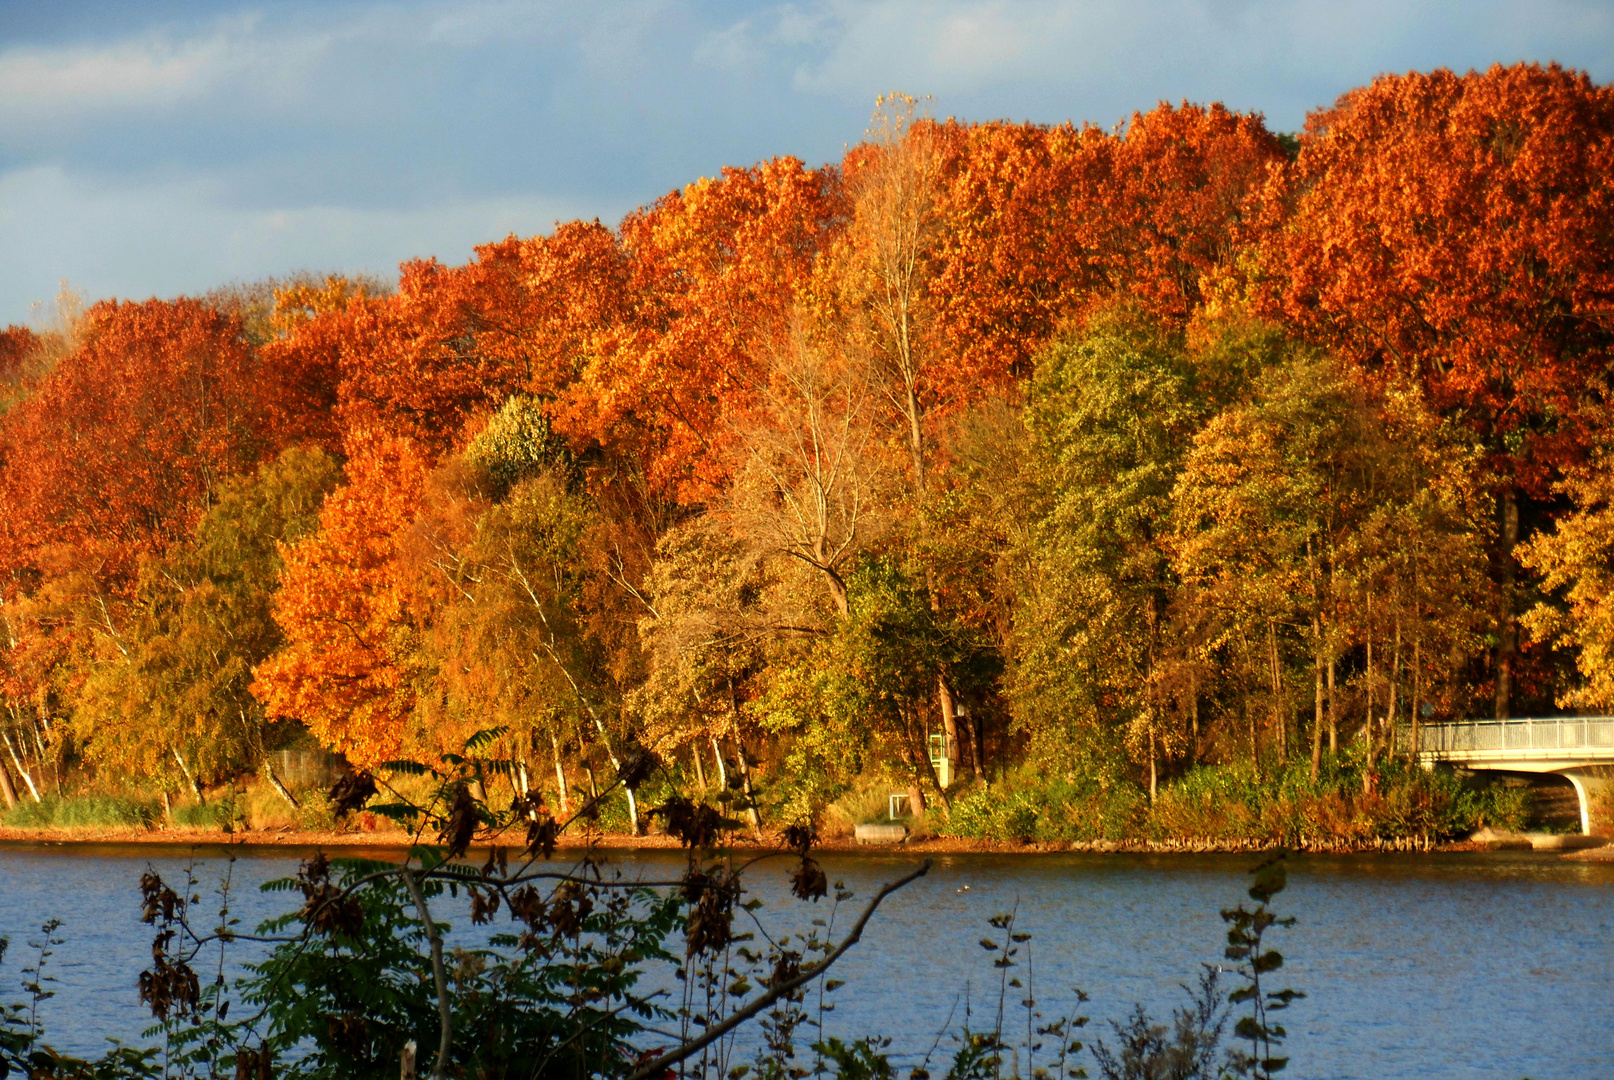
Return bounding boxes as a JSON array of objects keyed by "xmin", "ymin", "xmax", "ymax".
[{"xmin": 2, "ymin": 824, "xmax": 1607, "ymax": 859}]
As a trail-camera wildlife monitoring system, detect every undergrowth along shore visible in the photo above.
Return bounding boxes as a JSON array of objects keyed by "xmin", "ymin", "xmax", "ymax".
[
  {"xmin": 3, "ymin": 749, "xmax": 1580, "ymax": 851},
  {"xmin": 936, "ymin": 755, "xmax": 1541, "ymax": 847}
]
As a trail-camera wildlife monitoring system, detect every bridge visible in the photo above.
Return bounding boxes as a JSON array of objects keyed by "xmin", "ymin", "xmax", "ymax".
[{"xmin": 1416, "ymin": 717, "xmax": 1614, "ymax": 835}]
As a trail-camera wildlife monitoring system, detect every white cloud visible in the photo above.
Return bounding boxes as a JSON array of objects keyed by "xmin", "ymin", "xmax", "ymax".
[
  {"xmin": 0, "ymin": 32, "xmax": 231, "ymax": 110},
  {"xmin": 0, "ymin": 163, "xmax": 614, "ymax": 325},
  {"xmin": 0, "ymin": 3, "xmax": 544, "ymax": 135},
  {"xmin": 0, "ymin": 11, "xmax": 350, "ymax": 135},
  {"xmin": 694, "ymin": 2, "xmax": 837, "ymax": 69},
  {"xmin": 931, "ymin": 9, "xmax": 1038, "ymax": 76},
  {"xmin": 3, "ymin": 0, "xmax": 1612, "ymax": 324},
  {"xmin": 723, "ymin": 0, "xmax": 1614, "ymax": 127}
]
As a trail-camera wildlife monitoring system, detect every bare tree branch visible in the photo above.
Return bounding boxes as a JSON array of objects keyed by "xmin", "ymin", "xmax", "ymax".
[{"xmin": 626, "ymin": 859, "xmax": 932, "ymax": 1080}]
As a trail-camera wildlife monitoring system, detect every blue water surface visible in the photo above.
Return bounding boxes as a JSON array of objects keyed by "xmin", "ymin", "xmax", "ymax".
[{"xmin": 1, "ymin": 842, "xmax": 1610, "ymax": 1079}]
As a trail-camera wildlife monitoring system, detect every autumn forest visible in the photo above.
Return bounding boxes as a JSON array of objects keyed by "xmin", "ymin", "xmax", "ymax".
[{"xmin": 4, "ymin": 64, "xmax": 1614, "ymax": 843}]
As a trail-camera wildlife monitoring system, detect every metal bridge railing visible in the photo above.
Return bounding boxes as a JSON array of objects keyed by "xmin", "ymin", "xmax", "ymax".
[{"xmin": 1414, "ymin": 717, "xmax": 1614, "ymax": 755}]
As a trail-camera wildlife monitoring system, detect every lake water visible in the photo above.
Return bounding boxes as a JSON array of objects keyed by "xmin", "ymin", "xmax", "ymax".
[{"xmin": 1, "ymin": 841, "xmax": 1611, "ymax": 1079}]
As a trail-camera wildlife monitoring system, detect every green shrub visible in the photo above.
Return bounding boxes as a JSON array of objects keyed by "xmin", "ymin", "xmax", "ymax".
[
  {"xmin": 171, "ymin": 796, "xmax": 247, "ymax": 831},
  {"xmin": 944, "ymin": 770, "xmax": 1143, "ymax": 842},
  {"xmin": 293, "ymin": 787, "xmax": 338, "ymax": 832}
]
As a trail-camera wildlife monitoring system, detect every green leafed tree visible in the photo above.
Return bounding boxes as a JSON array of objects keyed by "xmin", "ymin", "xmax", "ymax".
[
  {"xmin": 71, "ymin": 446, "xmax": 342, "ymax": 786},
  {"xmin": 1008, "ymin": 308, "xmax": 1212, "ymax": 796},
  {"xmin": 1171, "ymin": 341, "xmax": 1488, "ymax": 776}
]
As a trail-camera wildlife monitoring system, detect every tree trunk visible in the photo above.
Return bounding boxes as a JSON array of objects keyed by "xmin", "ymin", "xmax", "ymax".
[
  {"xmin": 972, "ymin": 709, "xmax": 987, "ymax": 780},
  {"xmin": 691, "ymin": 743, "xmax": 708, "ymax": 791},
  {"xmin": 1148, "ymin": 726, "xmax": 1158, "ymax": 803},
  {"xmin": 906, "ymin": 782, "xmax": 926, "ymax": 819},
  {"xmin": 904, "ymin": 381, "xmax": 925, "ymax": 500},
  {"xmin": 584, "ymin": 726, "xmax": 637, "ymax": 835},
  {"xmin": 1411, "ymin": 637, "xmax": 1423, "ymax": 755},
  {"xmin": 31, "ymin": 710, "xmax": 59, "ymax": 797},
  {"xmin": 1364, "ymin": 636, "xmax": 1376, "ymax": 787},
  {"xmin": 908, "ymin": 707, "xmax": 952, "ymax": 815},
  {"xmin": 935, "ymin": 674, "xmax": 959, "ymax": 791},
  {"xmin": 958, "ymin": 708, "xmax": 984, "ymax": 781},
  {"xmin": 1389, "ymin": 617, "xmax": 1403, "ymax": 758},
  {"xmin": 0, "ymin": 754, "xmax": 18, "ymax": 810},
  {"xmin": 1311, "ymin": 624, "xmax": 1324, "ymax": 780},
  {"xmin": 1494, "ymin": 489, "xmax": 1519, "ymax": 719},
  {"xmin": 263, "ymin": 762, "xmax": 300, "ymax": 810},
  {"xmin": 549, "ymin": 731, "xmax": 569, "ymax": 813},
  {"xmin": 726, "ymin": 680, "xmax": 764, "ymax": 837},
  {"xmin": 1189, "ymin": 671, "xmax": 1201, "ymax": 764},
  {"xmin": 0, "ymin": 717, "xmax": 33, "ymax": 804},
  {"xmin": 1269, "ymin": 623, "xmax": 1286, "ymax": 760},
  {"xmin": 1247, "ymin": 696, "xmax": 1260, "ymax": 782},
  {"xmin": 728, "ymin": 731, "xmax": 763, "ymax": 839},
  {"xmin": 1327, "ymin": 655, "xmax": 1338, "ymax": 755},
  {"xmin": 711, "ymin": 737, "xmax": 728, "ymax": 789},
  {"xmin": 173, "ymin": 749, "xmax": 205, "ymax": 804},
  {"xmin": 625, "ymin": 778, "xmax": 643, "ymax": 835},
  {"xmin": 32, "ymin": 720, "xmax": 48, "ymax": 790},
  {"xmin": 818, "ymin": 545, "xmax": 850, "ymax": 620}
]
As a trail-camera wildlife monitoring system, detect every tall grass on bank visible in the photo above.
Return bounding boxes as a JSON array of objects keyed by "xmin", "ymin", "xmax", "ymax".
[
  {"xmin": 0, "ymin": 775, "xmax": 416, "ymax": 834},
  {"xmin": 2, "ymin": 794, "xmax": 159, "ymax": 830},
  {"xmin": 944, "ymin": 752, "xmax": 1531, "ymax": 845}
]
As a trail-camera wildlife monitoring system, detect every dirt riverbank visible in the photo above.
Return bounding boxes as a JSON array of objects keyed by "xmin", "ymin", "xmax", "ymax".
[{"xmin": 3, "ymin": 822, "xmax": 1604, "ymax": 857}]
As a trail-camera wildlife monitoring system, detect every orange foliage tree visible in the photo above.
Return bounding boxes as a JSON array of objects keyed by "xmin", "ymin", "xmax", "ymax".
[
  {"xmin": 252, "ymin": 432, "xmax": 431, "ymax": 767},
  {"xmin": 565, "ymin": 158, "xmax": 845, "ymax": 504},
  {"xmin": 1101, "ymin": 102, "xmax": 1287, "ymax": 322}
]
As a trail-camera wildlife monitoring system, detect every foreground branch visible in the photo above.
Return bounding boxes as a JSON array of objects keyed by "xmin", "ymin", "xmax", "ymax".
[
  {"xmin": 627, "ymin": 859, "xmax": 932, "ymax": 1080},
  {"xmin": 400, "ymin": 867, "xmax": 454, "ymax": 1080}
]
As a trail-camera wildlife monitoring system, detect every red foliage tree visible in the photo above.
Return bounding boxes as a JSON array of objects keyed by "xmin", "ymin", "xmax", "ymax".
[
  {"xmin": 0, "ymin": 298, "xmax": 274, "ymax": 588},
  {"xmin": 1275, "ymin": 63, "xmax": 1614, "ymax": 494},
  {"xmin": 0, "ymin": 325, "xmax": 38, "ymax": 383},
  {"xmin": 927, "ymin": 104, "xmax": 1283, "ymax": 406},
  {"xmin": 1272, "ymin": 63, "xmax": 1614, "ymax": 715},
  {"xmin": 564, "ymin": 158, "xmax": 846, "ymax": 503}
]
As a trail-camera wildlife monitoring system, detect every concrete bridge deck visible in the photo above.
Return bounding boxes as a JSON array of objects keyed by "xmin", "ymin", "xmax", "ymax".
[{"xmin": 1416, "ymin": 717, "xmax": 1614, "ymax": 834}]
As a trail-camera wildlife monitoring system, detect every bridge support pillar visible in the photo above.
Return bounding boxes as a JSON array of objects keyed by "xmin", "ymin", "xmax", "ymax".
[{"xmin": 1559, "ymin": 768, "xmax": 1608, "ymax": 836}]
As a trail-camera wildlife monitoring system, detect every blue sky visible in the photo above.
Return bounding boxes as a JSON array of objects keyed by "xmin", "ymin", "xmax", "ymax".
[{"xmin": 2, "ymin": 0, "xmax": 1612, "ymax": 326}]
